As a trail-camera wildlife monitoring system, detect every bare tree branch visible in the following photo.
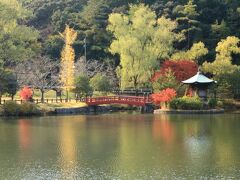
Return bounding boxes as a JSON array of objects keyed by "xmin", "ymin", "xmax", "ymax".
[{"xmin": 14, "ymin": 56, "xmax": 60, "ymax": 101}]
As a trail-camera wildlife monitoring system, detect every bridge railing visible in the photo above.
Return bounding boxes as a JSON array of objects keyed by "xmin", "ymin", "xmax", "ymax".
[
  {"xmin": 0, "ymin": 96, "xmax": 152, "ymax": 105},
  {"xmin": 79, "ymin": 96, "xmax": 152, "ymax": 105}
]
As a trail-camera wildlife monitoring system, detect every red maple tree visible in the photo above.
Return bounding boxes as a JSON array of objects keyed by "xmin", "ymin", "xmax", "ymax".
[
  {"xmin": 19, "ymin": 87, "xmax": 33, "ymax": 101},
  {"xmin": 151, "ymin": 88, "xmax": 177, "ymax": 105},
  {"xmin": 152, "ymin": 60, "xmax": 198, "ymax": 82}
]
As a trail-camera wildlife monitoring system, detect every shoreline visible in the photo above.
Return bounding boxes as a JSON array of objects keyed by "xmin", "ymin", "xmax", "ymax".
[
  {"xmin": 154, "ymin": 109, "xmax": 225, "ymax": 114},
  {"xmin": 0, "ymin": 105, "xmax": 141, "ymax": 117}
]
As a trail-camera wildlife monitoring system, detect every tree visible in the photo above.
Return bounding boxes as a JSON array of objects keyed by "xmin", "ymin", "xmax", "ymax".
[
  {"xmin": 15, "ymin": 56, "xmax": 59, "ymax": 102},
  {"xmin": 5, "ymin": 70, "xmax": 18, "ymax": 100},
  {"xmin": 202, "ymin": 36, "xmax": 240, "ymax": 76},
  {"xmin": 19, "ymin": 86, "xmax": 33, "ymax": 101},
  {"xmin": 151, "ymin": 88, "xmax": 177, "ymax": 109},
  {"xmin": 90, "ymin": 73, "xmax": 112, "ymax": 93},
  {"xmin": 175, "ymin": 0, "xmax": 201, "ymax": 49},
  {"xmin": 74, "ymin": 57, "xmax": 118, "ymax": 86},
  {"xmin": 182, "ymin": 0, "xmax": 199, "ymax": 18},
  {"xmin": 171, "ymin": 42, "xmax": 208, "ymax": 62},
  {"xmin": 108, "ymin": 4, "xmax": 182, "ymax": 89},
  {"xmin": 74, "ymin": 74, "xmax": 92, "ymax": 98},
  {"xmin": 152, "ymin": 69, "xmax": 178, "ymax": 92},
  {"xmin": 0, "ymin": 68, "xmax": 18, "ymax": 103},
  {"xmin": 211, "ymin": 20, "xmax": 230, "ymax": 43},
  {"xmin": 0, "ymin": 0, "xmax": 39, "ymax": 67},
  {"xmin": 60, "ymin": 25, "xmax": 77, "ymax": 99},
  {"xmin": 202, "ymin": 36, "xmax": 240, "ymax": 98},
  {"xmin": 153, "ymin": 60, "xmax": 198, "ymax": 83}
]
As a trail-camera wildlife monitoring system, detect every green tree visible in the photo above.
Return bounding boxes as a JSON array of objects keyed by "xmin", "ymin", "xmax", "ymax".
[
  {"xmin": 74, "ymin": 74, "xmax": 92, "ymax": 98},
  {"xmin": 108, "ymin": 4, "xmax": 182, "ymax": 89},
  {"xmin": 175, "ymin": 0, "xmax": 201, "ymax": 49},
  {"xmin": 90, "ymin": 73, "xmax": 112, "ymax": 93},
  {"xmin": 5, "ymin": 70, "xmax": 18, "ymax": 100},
  {"xmin": 152, "ymin": 69, "xmax": 178, "ymax": 92},
  {"xmin": 0, "ymin": 69, "xmax": 18, "ymax": 103},
  {"xmin": 0, "ymin": 0, "xmax": 39, "ymax": 66}
]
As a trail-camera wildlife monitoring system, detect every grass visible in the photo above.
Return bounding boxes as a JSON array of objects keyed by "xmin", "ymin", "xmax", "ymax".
[
  {"xmin": 37, "ymin": 102, "xmax": 87, "ymax": 109},
  {"xmin": 2, "ymin": 90, "xmax": 117, "ymax": 101}
]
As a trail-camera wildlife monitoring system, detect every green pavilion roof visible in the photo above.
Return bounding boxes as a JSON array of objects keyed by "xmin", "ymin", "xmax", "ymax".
[{"xmin": 182, "ymin": 72, "xmax": 216, "ymax": 84}]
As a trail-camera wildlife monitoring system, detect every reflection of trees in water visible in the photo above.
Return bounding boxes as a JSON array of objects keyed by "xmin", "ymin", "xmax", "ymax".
[
  {"xmin": 18, "ymin": 120, "xmax": 32, "ymax": 151},
  {"xmin": 210, "ymin": 115, "xmax": 240, "ymax": 169},
  {"xmin": 82, "ymin": 115, "xmax": 122, "ymax": 169},
  {"xmin": 152, "ymin": 115, "xmax": 176, "ymax": 146},
  {"xmin": 116, "ymin": 114, "xmax": 160, "ymax": 173},
  {"xmin": 58, "ymin": 116, "xmax": 87, "ymax": 177}
]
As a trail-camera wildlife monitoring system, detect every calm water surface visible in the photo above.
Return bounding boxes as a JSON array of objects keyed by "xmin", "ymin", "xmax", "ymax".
[{"xmin": 1, "ymin": 113, "xmax": 240, "ymax": 179}]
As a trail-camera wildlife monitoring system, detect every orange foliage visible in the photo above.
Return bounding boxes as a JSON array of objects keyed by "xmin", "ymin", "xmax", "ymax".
[
  {"xmin": 151, "ymin": 88, "xmax": 177, "ymax": 104},
  {"xmin": 19, "ymin": 87, "xmax": 33, "ymax": 101}
]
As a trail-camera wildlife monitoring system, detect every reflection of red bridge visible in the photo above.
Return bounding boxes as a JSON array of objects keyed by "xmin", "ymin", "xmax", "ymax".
[{"xmin": 79, "ymin": 96, "xmax": 152, "ymax": 106}]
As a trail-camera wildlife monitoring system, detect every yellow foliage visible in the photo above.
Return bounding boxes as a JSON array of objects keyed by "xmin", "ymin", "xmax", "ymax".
[
  {"xmin": 108, "ymin": 4, "xmax": 182, "ymax": 88},
  {"xmin": 60, "ymin": 25, "xmax": 77, "ymax": 93},
  {"xmin": 172, "ymin": 42, "xmax": 208, "ymax": 62},
  {"xmin": 202, "ymin": 36, "xmax": 240, "ymax": 76}
]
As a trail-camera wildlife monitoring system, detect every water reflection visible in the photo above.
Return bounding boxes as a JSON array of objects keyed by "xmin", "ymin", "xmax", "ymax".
[
  {"xmin": 1, "ymin": 114, "xmax": 240, "ymax": 179},
  {"xmin": 58, "ymin": 116, "xmax": 86, "ymax": 178},
  {"xmin": 18, "ymin": 120, "xmax": 32, "ymax": 151},
  {"xmin": 152, "ymin": 115, "xmax": 175, "ymax": 146}
]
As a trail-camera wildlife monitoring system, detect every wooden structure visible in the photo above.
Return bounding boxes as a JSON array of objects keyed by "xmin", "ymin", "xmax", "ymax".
[
  {"xmin": 182, "ymin": 71, "xmax": 216, "ymax": 100},
  {"xmin": 0, "ymin": 96, "xmax": 152, "ymax": 106},
  {"xmin": 79, "ymin": 96, "xmax": 152, "ymax": 106}
]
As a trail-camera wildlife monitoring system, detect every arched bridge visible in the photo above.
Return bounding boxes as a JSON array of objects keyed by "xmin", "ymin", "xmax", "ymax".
[{"xmin": 79, "ymin": 96, "xmax": 152, "ymax": 106}]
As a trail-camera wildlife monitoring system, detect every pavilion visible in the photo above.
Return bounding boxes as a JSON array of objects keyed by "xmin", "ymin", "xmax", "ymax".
[{"xmin": 182, "ymin": 71, "xmax": 217, "ymax": 100}]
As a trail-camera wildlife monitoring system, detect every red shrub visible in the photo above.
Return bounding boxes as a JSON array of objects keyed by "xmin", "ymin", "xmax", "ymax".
[
  {"xmin": 19, "ymin": 87, "xmax": 33, "ymax": 101},
  {"xmin": 151, "ymin": 88, "xmax": 177, "ymax": 104},
  {"xmin": 152, "ymin": 60, "xmax": 198, "ymax": 82}
]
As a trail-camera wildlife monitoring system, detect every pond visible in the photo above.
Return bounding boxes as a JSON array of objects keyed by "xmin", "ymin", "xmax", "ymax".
[{"xmin": 1, "ymin": 113, "xmax": 240, "ymax": 179}]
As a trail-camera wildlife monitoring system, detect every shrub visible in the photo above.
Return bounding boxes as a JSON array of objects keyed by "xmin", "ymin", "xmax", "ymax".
[
  {"xmin": 170, "ymin": 96, "xmax": 203, "ymax": 110},
  {"xmin": 217, "ymin": 100, "xmax": 223, "ymax": 108},
  {"xmin": 3, "ymin": 101, "xmax": 20, "ymax": 116},
  {"xmin": 3, "ymin": 101, "xmax": 41, "ymax": 116},
  {"xmin": 169, "ymin": 98, "xmax": 183, "ymax": 110},
  {"xmin": 19, "ymin": 102, "xmax": 41, "ymax": 115},
  {"xmin": 222, "ymin": 99, "xmax": 235, "ymax": 110},
  {"xmin": 208, "ymin": 98, "xmax": 217, "ymax": 109},
  {"xmin": 19, "ymin": 86, "xmax": 33, "ymax": 101}
]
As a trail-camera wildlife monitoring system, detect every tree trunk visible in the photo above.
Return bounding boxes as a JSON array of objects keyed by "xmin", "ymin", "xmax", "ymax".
[
  {"xmin": 11, "ymin": 94, "xmax": 14, "ymax": 101},
  {"xmin": 66, "ymin": 90, "xmax": 69, "ymax": 102},
  {"xmin": 40, "ymin": 89, "xmax": 44, "ymax": 103},
  {"xmin": 133, "ymin": 76, "xmax": 138, "ymax": 96},
  {"xmin": 0, "ymin": 94, "xmax": 2, "ymax": 105}
]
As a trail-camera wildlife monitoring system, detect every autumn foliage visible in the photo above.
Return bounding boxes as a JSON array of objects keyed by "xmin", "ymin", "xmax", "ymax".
[
  {"xmin": 151, "ymin": 88, "xmax": 177, "ymax": 105},
  {"xmin": 152, "ymin": 60, "xmax": 198, "ymax": 82},
  {"xmin": 19, "ymin": 87, "xmax": 33, "ymax": 101}
]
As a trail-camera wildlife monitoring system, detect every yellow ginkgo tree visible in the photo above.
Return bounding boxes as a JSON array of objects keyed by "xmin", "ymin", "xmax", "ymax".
[{"xmin": 60, "ymin": 25, "xmax": 77, "ymax": 99}]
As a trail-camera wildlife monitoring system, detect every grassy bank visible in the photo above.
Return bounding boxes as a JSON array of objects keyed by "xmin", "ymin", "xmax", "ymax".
[{"xmin": 0, "ymin": 101, "xmax": 87, "ymax": 116}]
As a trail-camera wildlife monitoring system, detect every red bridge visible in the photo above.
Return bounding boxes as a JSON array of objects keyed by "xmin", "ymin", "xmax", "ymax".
[{"xmin": 79, "ymin": 96, "xmax": 152, "ymax": 106}]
